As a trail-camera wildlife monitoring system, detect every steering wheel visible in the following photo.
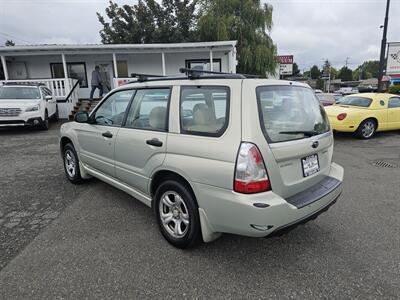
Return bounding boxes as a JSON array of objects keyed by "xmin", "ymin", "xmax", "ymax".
[{"xmin": 95, "ymin": 115, "xmax": 114, "ymax": 125}]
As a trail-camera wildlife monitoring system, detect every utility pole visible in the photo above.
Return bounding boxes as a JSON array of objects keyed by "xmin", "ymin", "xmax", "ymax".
[
  {"xmin": 378, "ymin": 0, "xmax": 390, "ymax": 92},
  {"xmin": 345, "ymin": 57, "xmax": 349, "ymax": 68}
]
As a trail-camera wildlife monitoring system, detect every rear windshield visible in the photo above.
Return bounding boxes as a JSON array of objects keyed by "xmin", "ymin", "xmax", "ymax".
[
  {"xmin": 338, "ymin": 96, "xmax": 372, "ymax": 107},
  {"xmin": 0, "ymin": 86, "xmax": 41, "ymax": 99},
  {"xmin": 256, "ymin": 86, "xmax": 330, "ymax": 143}
]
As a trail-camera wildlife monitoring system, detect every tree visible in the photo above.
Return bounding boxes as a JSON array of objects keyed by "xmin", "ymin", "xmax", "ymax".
[
  {"xmin": 97, "ymin": 0, "xmax": 198, "ymax": 44},
  {"xmin": 353, "ymin": 60, "xmax": 379, "ymax": 80},
  {"xmin": 197, "ymin": 0, "xmax": 277, "ymax": 76},
  {"xmin": 310, "ymin": 65, "xmax": 321, "ymax": 79},
  {"xmin": 292, "ymin": 62, "xmax": 300, "ymax": 76},
  {"xmin": 338, "ymin": 66, "xmax": 353, "ymax": 82},
  {"xmin": 5, "ymin": 40, "xmax": 15, "ymax": 46}
]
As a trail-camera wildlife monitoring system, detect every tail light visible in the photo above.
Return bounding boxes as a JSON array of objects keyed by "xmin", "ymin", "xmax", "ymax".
[
  {"xmin": 337, "ymin": 113, "xmax": 347, "ymax": 121},
  {"xmin": 234, "ymin": 142, "xmax": 271, "ymax": 194}
]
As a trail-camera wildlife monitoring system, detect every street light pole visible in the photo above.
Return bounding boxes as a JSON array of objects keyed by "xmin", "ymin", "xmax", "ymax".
[{"xmin": 378, "ymin": 0, "xmax": 390, "ymax": 92}]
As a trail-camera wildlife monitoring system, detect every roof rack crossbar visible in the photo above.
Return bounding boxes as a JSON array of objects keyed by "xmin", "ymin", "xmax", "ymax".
[
  {"xmin": 179, "ymin": 67, "xmax": 260, "ymax": 79},
  {"xmin": 130, "ymin": 72, "xmax": 166, "ymax": 82}
]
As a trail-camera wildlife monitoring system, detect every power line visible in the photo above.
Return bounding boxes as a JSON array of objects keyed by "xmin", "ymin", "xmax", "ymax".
[{"xmin": 0, "ymin": 32, "xmax": 32, "ymax": 44}]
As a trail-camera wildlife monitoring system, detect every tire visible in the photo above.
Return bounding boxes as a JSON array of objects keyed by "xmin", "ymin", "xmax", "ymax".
[
  {"xmin": 63, "ymin": 143, "xmax": 83, "ymax": 184},
  {"xmin": 356, "ymin": 119, "xmax": 377, "ymax": 139},
  {"xmin": 154, "ymin": 180, "xmax": 201, "ymax": 248},
  {"xmin": 53, "ymin": 106, "xmax": 59, "ymax": 122},
  {"xmin": 40, "ymin": 110, "xmax": 49, "ymax": 130}
]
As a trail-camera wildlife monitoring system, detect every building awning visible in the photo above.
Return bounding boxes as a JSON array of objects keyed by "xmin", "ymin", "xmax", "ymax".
[{"xmin": 0, "ymin": 41, "xmax": 237, "ymax": 56}]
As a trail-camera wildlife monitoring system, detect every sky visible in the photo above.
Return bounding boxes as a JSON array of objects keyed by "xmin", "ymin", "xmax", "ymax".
[{"xmin": 0, "ymin": 0, "xmax": 399, "ymax": 71}]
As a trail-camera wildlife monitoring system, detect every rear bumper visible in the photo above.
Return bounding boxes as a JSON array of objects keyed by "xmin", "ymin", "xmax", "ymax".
[
  {"xmin": 193, "ymin": 162, "xmax": 344, "ymax": 239},
  {"xmin": 328, "ymin": 118, "xmax": 357, "ymax": 132}
]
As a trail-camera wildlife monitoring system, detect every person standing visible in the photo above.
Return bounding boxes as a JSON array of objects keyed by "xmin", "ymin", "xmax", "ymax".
[{"xmin": 90, "ymin": 66, "xmax": 103, "ymax": 100}]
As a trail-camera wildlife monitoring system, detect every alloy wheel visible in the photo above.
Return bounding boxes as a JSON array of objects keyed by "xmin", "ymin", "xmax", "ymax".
[
  {"xmin": 158, "ymin": 191, "xmax": 190, "ymax": 238},
  {"xmin": 65, "ymin": 150, "xmax": 76, "ymax": 178}
]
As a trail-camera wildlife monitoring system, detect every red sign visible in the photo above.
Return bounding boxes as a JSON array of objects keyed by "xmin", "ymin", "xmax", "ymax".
[{"xmin": 277, "ymin": 55, "xmax": 294, "ymax": 64}]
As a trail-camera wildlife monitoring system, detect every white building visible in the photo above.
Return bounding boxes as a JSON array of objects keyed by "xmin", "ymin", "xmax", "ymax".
[{"xmin": 0, "ymin": 41, "xmax": 237, "ymax": 118}]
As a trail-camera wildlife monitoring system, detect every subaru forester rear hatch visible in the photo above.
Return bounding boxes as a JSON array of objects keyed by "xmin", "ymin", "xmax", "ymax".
[{"xmin": 251, "ymin": 83, "xmax": 333, "ymax": 199}]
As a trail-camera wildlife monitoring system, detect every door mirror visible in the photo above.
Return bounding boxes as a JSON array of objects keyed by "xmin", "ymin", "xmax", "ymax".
[
  {"xmin": 74, "ymin": 111, "xmax": 89, "ymax": 123},
  {"xmin": 45, "ymin": 95, "xmax": 52, "ymax": 101}
]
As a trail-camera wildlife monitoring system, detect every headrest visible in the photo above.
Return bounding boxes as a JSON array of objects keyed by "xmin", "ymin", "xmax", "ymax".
[{"xmin": 149, "ymin": 106, "xmax": 167, "ymax": 130}]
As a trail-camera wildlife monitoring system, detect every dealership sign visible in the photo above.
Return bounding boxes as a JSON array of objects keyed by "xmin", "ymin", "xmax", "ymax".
[
  {"xmin": 387, "ymin": 43, "xmax": 400, "ymax": 75},
  {"xmin": 278, "ymin": 55, "xmax": 294, "ymax": 75}
]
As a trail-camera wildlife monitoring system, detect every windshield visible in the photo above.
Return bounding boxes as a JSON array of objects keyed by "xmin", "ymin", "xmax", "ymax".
[
  {"xmin": 338, "ymin": 96, "xmax": 372, "ymax": 107},
  {"xmin": 0, "ymin": 86, "xmax": 41, "ymax": 100},
  {"xmin": 256, "ymin": 85, "xmax": 330, "ymax": 143}
]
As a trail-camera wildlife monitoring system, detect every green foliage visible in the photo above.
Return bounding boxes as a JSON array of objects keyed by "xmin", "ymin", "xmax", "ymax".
[
  {"xmin": 292, "ymin": 63, "xmax": 300, "ymax": 76},
  {"xmin": 191, "ymin": 0, "xmax": 277, "ymax": 76},
  {"xmin": 353, "ymin": 60, "xmax": 379, "ymax": 80},
  {"xmin": 310, "ymin": 65, "xmax": 321, "ymax": 79},
  {"xmin": 338, "ymin": 66, "xmax": 353, "ymax": 82},
  {"xmin": 316, "ymin": 78, "xmax": 324, "ymax": 90},
  {"xmin": 389, "ymin": 84, "xmax": 400, "ymax": 95},
  {"xmin": 5, "ymin": 40, "xmax": 15, "ymax": 46},
  {"xmin": 97, "ymin": 0, "xmax": 198, "ymax": 44},
  {"xmin": 97, "ymin": 0, "xmax": 278, "ymax": 76}
]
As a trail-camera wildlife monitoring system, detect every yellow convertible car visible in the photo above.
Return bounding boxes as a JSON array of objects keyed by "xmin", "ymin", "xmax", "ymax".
[{"xmin": 325, "ymin": 93, "xmax": 400, "ymax": 139}]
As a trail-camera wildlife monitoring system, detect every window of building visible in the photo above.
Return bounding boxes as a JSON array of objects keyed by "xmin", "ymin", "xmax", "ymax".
[
  {"xmin": 185, "ymin": 59, "xmax": 222, "ymax": 72},
  {"xmin": 50, "ymin": 62, "xmax": 88, "ymax": 88},
  {"xmin": 180, "ymin": 86, "xmax": 229, "ymax": 137}
]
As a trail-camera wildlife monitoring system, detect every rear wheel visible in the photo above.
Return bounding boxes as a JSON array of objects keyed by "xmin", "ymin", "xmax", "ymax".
[
  {"xmin": 154, "ymin": 180, "xmax": 201, "ymax": 248},
  {"xmin": 63, "ymin": 143, "xmax": 83, "ymax": 184},
  {"xmin": 356, "ymin": 119, "xmax": 377, "ymax": 139}
]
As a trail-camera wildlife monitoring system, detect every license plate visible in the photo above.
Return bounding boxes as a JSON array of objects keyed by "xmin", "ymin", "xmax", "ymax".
[{"xmin": 301, "ymin": 154, "xmax": 320, "ymax": 177}]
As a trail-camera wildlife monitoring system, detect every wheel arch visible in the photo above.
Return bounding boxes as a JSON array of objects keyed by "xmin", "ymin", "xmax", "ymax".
[
  {"xmin": 360, "ymin": 117, "xmax": 379, "ymax": 130},
  {"xmin": 150, "ymin": 169, "xmax": 197, "ymax": 208}
]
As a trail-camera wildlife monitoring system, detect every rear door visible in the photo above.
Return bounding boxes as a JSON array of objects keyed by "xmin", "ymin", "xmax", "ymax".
[
  {"xmin": 114, "ymin": 88, "xmax": 171, "ymax": 195},
  {"xmin": 242, "ymin": 81, "xmax": 333, "ymax": 198}
]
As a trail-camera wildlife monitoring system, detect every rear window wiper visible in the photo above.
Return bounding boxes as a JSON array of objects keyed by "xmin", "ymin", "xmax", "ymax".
[{"xmin": 279, "ymin": 130, "xmax": 320, "ymax": 137}]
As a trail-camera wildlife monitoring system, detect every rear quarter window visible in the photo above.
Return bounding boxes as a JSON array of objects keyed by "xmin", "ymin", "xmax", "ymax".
[{"xmin": 339, "ymin": 96, "xmax": 372, "ymax": 107}]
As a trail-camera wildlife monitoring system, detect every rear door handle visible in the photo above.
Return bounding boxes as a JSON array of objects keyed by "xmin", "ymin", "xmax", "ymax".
[
  {"xmin": 102, "ymin": 131, "xmax": 113, "ymax": 138},
  {"xmin": 146, "ymin": 138, "xmax": 163, "ymax": 147}
]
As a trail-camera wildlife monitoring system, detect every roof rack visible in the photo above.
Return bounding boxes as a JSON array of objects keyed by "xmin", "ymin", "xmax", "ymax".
[
  {"xmin": 179, "ymin": 68, "xmax": 260, "ymax": 79},
  {"xmin": 2, "ymin": 82, "xmax": 45, "ymax": 87},
  {"xmin": 125, "ymin": 68, "xmax": 261, "ymax": 84}
]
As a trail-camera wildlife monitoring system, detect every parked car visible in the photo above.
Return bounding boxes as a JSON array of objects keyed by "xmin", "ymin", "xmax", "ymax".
[
  {"xmin": 316, "ymin": 93, "xmax": 342, "ymax": 106},
  {"xmin": 335, "ymin": 87, "xmax": 358, "ymax": 95},
  {"xmin": 325, "ymin": 93, "xmax": 400, "ymax": 139},
  {"xmin": 0, "ymin": 82, "xmax": 58, "ymax": 129},
  {"xmin": 60, "ymin": 73, "xmax": 344, "ymax": 248}
]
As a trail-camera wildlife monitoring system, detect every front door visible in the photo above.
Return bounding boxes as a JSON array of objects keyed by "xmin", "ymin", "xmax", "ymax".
[
  {"xmin": 95, "ymin": 62, "xmax": 113, "ymax": 93},
  {"xmin": 114, "ymin": 88, "xmax": 171, "ymax": 194},
  {"xmin": 387, "ymin": 97, "xmax": 400, "ymax": 130},
  {"xmin": 76, "ymin": 89, "xmax": 134, "ymax": 176}
]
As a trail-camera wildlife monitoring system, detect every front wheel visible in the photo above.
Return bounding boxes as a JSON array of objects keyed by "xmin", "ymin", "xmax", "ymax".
[
  {"xmin": 155, "ymin": 180, "xmax": 201, "ymax": 248},
  {"xmin": 63, "ymin": 143, "xmax": 83, "ymax": 184},
  {"xmin": 356, "ymin": 119, "xmax": 377, "ymax": 139}
]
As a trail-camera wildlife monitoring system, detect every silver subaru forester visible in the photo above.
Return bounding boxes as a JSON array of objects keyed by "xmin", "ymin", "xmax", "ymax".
[{"xmin": 60, "ymin": 71, "xmax": 344, "ymax": 248}]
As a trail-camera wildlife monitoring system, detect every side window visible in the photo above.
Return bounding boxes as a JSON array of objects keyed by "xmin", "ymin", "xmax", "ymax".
[
  {"xmin": 388, "ymin": 97, "xmax": 400, "ymax": 108},
  {"xmin": 93, "ymin": 89, "xmax": 134, "ymax": 126},
  {"xmin": 180, "ymin": 86, "xmax": 229, "ymax": 137},
  {"xmin": 125, "ymin": 88, "xmax": 170, "ymax": 132},
  {"xmin": 44, "ymin": 87, "xmax": 52, "ymax": 96},
  {"xmin": 40, "ymin": 87, "xmax": 49, "ymax": 97}
]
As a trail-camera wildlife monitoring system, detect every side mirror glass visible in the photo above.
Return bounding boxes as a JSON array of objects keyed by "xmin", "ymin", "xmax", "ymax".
[{"xmin": 74, "ymin": 111, "xmax": 89, "ymax": 123}]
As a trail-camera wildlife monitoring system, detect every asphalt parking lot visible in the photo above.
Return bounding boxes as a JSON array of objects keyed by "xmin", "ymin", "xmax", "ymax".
[{"xmin": 0, "ymin": 123, "xmax": 399, "ymax": 299}]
